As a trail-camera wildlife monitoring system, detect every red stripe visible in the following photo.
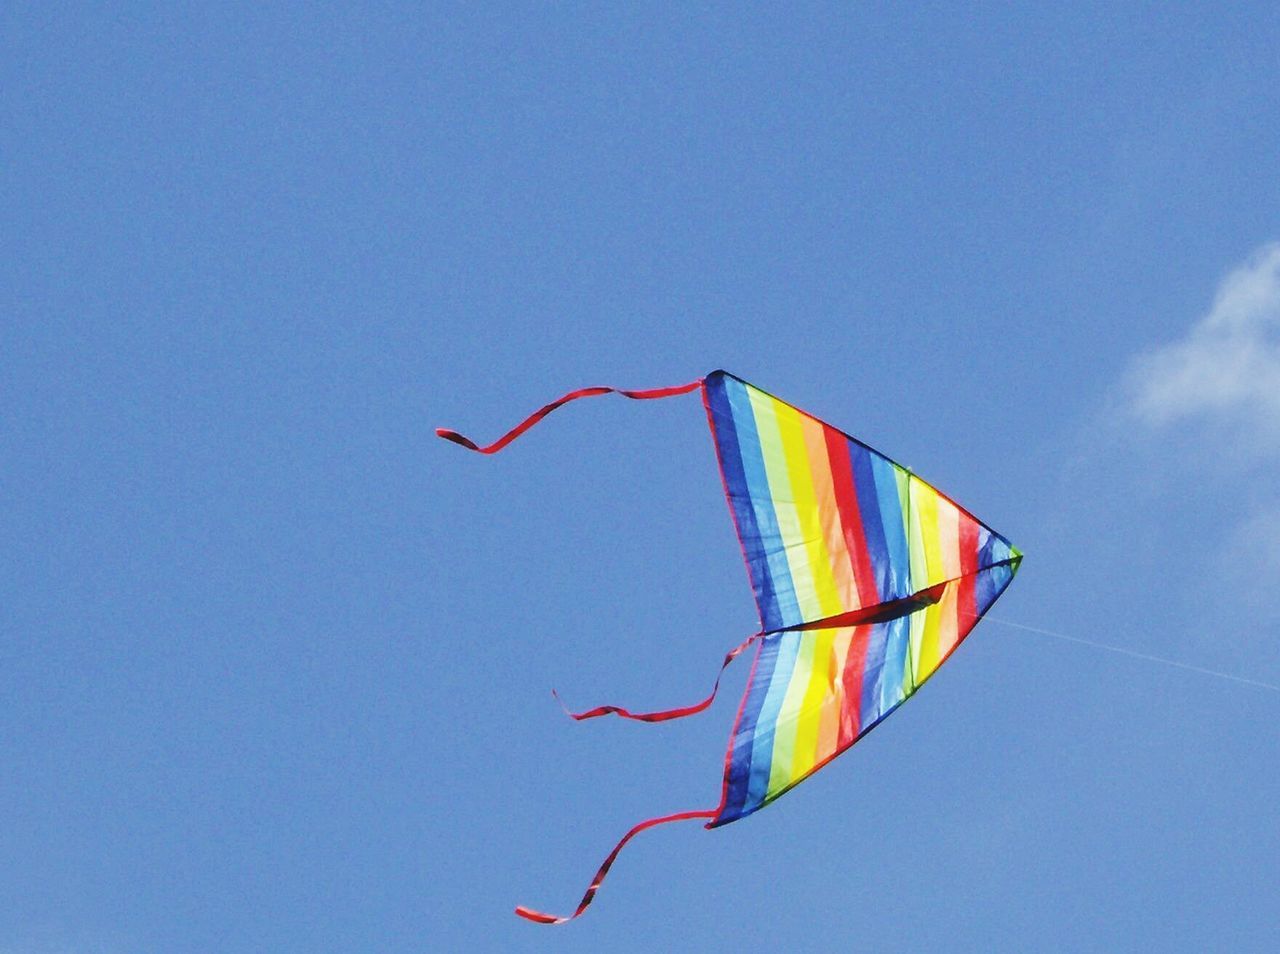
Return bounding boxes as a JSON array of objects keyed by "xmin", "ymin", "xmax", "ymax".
[
  {"xmin": 552, "ymin": 633, "xmax": 761, "ymax": 723},
  {"xmin": 958, "ymin": 517, "xmax": 979, "ymax": 628},
  {"xmin": 514, "ymin": 809, "xmax": 717, "ymax": 924},
  {"xmin": 836, "ymin": 624, "xmax": 874, "ymax": 747},
  {"xmin": 436, "ymin": 379, "xmax": 705, "ymax": 455},
  {"xmin": 824, "ymin": 427, "xmax": 879, "ymax": 608}
]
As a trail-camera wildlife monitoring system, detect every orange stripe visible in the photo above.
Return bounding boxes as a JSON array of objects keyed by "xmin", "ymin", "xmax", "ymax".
[
  {"xmin": 934, "ymin": 584, "xmax": 960, "ymax": 663},
  {"xmin": 814, "ymin": 629, "xmax": 846, "ymax": 764},
  {"xmin": 801, "ymin": 415, "xmax": 858, "ymax": 612}
]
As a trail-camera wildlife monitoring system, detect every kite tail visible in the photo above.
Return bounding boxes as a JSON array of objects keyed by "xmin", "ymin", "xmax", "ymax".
[
  {"xmin": 435, "ymin": 379, "xmax": 705, "ymax": 454},
  {"xmin": 514, "ymin": 808, "xmax": 717, "ymax": 924},
  {"xmin": 552, "ymin": 632, "xmax": 761, "ymax": 723}
]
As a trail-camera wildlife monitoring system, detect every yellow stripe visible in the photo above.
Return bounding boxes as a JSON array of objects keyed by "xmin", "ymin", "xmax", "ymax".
[
  {"xmin": 906, "ymin": 477, "xmax": 932, "ymax": 680},
  {"xmin": 769, "ymin": 397, "xmax": 844, "ymax": 620},
  {"xmin": 913, "ymin": 493, "xmax": 962, "ymax": 677},
  {"xmin": 917, "ymin": 600, "xmax": 943, "ymax": 680},
  {"xmin": 916, "ymin": 484, "xmax": 944, "ymax": 587},
  {"xmin": 774, "ymin": 401, "xmax": 841, "ymax": 615},
  {"xmin": 800, "ymin": 414, "xmax": 859, "ymax": 612},
  {"xmin": 748, "ymin": 388, "xmax": 822, "ymax": 620},
  {"xmin": 790, "ymin": 627, "xmax": 838, "ymax": 781},
  {"xmin": 917, "ymin": 582, "xmax": 965, "ymax": 681},
  {"xmin": 908, "ymin": 606, "xmax": 927, "ymax": 691}
]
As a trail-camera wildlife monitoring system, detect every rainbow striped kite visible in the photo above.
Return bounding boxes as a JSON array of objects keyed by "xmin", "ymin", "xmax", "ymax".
[{"xmin": 438, "ymin": 370, "xmax": 1021, "ymax": 923}]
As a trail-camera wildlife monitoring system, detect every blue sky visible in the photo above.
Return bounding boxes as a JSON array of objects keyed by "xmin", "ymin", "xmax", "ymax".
[{"xmin": 4, "ymin": 4, "xmax": 1279, "ymax": 951}]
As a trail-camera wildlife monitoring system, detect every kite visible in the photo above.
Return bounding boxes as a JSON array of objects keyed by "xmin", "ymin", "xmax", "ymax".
[{"xmin": 438, "ymin": 370, "xmax": 1021, "ymax": 923}]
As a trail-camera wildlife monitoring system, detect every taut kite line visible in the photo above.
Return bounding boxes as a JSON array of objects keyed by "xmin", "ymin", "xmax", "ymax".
[{"xmin": 438, "ymin": 370, "xmax": 1022, "ymax": 923}]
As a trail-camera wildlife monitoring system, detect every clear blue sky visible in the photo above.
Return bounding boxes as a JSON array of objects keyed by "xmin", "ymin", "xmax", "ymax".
[{"xmin": 5, "ymin": 4, "xmax": 1279, "ymax": 952}]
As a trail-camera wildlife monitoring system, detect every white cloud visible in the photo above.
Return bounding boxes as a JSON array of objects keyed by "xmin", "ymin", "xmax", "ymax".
[
  {"xmin": 1117, "ymin": 243, "xmax": 1280, "ymax": 622},
  {"xmin": 1128, "ymin": 242, "xmax": 1280, "ymax": 446}
]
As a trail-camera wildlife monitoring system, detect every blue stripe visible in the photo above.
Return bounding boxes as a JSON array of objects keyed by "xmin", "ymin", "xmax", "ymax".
[
  {"xmin": 858, "ymin": 620, "xmax": 892, "ymax": 724},
  {"xmin": 705, "ymin": 373, "xmax": 780, "ymax": 631},
  {"xmin": 724, "ymin": 378, "xmax": 799, "ymax": 630},
  {"xmin": 715, "ymin": 635, "xmax": 784, "ymax": 824},
  {"xmin": 879, "ymin": 613, "xmax": 911, "ymax": 712},
  {"xmin": 740, "ymin": 631, "xmax": 801, "ymax": 817},
  {"xmin": 975, "ymin": 562, "xmax": 1014, "ymax": 615},
  {"xmin": 978, "ymin": 532, "xmax": 1014, "ymax": 571},
  {"xmin": 870, "ymin": 454, "xmax": 911, "ymax": 599},
  {"xmin": 849, "ymin": 445, "xmax": 890, "ymax": 602}
]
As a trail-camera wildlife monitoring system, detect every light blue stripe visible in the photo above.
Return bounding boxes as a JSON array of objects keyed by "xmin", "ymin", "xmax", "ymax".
[
  {"xmin": 858, "ymin": 621, "xmax": 891, "ymax": 724},
  {"xmin": 725, "ymin": 379, "xmax": 800, "ymax": 628},
  {"xmin": 975, "ymin": 562, "xmax": 1014, "ymax": 614},
  {"xmin": 880, "ymin": 613, "xmax": 912, "ymax": 711},
  {"xmin": 743, "ymin": 631, "xmax": 801, "ymax": 813},
  {"xmin": 715, "ymin": 634, "xmax": 783, "ymax": 824},
  {"xmin": 870, "ymin": 455, "xmax": 910, "ymax": 599},
  {"xmin": 705, "ymin": 374, "xmax": 780, "ymax": 631}
]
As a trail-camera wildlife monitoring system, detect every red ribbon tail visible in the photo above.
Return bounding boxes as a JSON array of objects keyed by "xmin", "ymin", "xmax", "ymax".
[
  {"xmin": 551, "ymin": 632, "xmax": 761, "ymax": 724},
  {"xmin": 514, "ymin": 809, "xmax": 717, "ymax": 925},
  {"xmin": 435, "ymin": 379, "xmax": 704, "ymax": 455}
]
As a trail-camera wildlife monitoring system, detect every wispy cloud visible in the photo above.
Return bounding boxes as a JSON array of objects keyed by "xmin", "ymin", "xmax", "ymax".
[
  {"xmin": 1127, "ymin": 242, "xmax": 1280, "ymax": 447},
  {"xmin": 1118, "ymin": 242, "xmax": 1280, "ymax": 626}
]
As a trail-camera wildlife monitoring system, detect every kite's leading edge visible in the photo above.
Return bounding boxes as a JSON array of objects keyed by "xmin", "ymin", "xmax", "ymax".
[{"xmin": 438, "ymin": 370, "xmax": 1021, "ymax": 923}]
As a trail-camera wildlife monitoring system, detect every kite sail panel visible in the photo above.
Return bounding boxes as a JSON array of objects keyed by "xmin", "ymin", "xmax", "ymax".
[
  {"xmin": 438, "ymin": 369, "xmax": 1021, "ymax": 922},
  {"xmin": 712, "ymin": 566, "xmax": 1017, "ymax": 826},
  {"xmin": 704, "ymin": 370, "xmax": 913, "ymax": 630}
]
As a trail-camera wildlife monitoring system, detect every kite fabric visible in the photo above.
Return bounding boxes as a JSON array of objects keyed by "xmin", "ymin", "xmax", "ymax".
[{"xmin": 438, "ymin": 369, "xmax": 1021, "ymax": 923}]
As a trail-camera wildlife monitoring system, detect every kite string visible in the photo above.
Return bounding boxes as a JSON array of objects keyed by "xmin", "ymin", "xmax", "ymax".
[
  {"xmin": 975, "ymin": 613, "xmax": 1280, "ymax": 694},
  {"xmin": 435, "ymin": 378, "xmax": 705, "ymax": 454}
]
